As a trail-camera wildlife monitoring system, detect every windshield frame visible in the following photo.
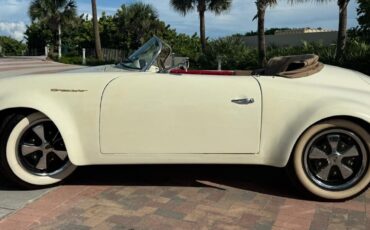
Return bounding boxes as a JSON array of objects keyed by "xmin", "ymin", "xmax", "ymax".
[{"xmin": 120, "ymin": 36, "xmax": 164, "ymax": 72}]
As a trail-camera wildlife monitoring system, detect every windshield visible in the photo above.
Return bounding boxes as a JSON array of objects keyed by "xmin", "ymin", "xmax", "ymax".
[{"xmin": 121, "ymin": 37, "xmax": 162, "ymax": 71}]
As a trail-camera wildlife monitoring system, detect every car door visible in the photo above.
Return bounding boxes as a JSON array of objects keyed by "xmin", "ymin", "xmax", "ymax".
[{"xmin": 100, "ymin": 73, "xmax": 262, "ymax": 154}]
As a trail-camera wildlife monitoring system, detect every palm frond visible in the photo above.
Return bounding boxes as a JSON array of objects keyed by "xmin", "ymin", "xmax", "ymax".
[
  {"xmin": 262, "ymin": 0, "xmax": 277, "ymax": 7},
  {"xmin": 207, "ymin": 0, "xmax": 232, "ymax": 15},
  {"xmin": 28, "ymin": 0, "xmax": 77, "ymax": 29},
  {"xmin": 29, "ymin": 0, "xmax": 42, "ymax": 21},
  {"xmin": 170, "ymin": 0, "xmax": 195, "ymax": 16}
]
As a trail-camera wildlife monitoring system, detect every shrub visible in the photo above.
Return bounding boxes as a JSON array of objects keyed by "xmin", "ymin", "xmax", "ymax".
[
  {"xmin": 0, "ymin": 36, "xmax": 26, "ymax": 56},
  {"xmin": 198, "ymin": 36, "xmax": 259, "ymax": 70},
  {"xmin": 54, "ymin": 36, "xmax": 369, "ymax": 76},
  {"xmin": 340, "ymin": 39, "xmax": 370, "ymax": 75},
  {"xmin": 194, "ymin": 38, "xmax": 369, "ymax": 75}
]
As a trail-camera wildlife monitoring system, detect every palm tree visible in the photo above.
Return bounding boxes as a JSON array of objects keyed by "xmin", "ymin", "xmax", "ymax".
[
  {"xmin": 29, "ymin": 0, "xmax": 77, "ymax": 58},
  {"xmin": 115, "ymin": 3, "xmax": 164, "ymax": 52},
  {"xmin": 289, "ymin": 0, "xmax": 350, "ymax": 62},
  {"xmin": 254, "ymin": 0, "xmax": 277, "ymax": 67},
  {"xmin": 91, "ymin": 0, "xmax": 103, "ymax": 61},
  {"xmin": 170, "ymin": 0, "xmax": 232, "ymax": 52},
  {"xmin": 357, "ymin": 0, "xmax": 370, "ymax": 40},
  {"xmin": 336, "ymin": 0, "xmax": 350, "ymax": 61}
]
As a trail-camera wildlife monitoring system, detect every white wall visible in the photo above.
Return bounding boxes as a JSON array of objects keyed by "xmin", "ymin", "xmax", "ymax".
[{"xmin": 244, "ymin": 31, "xmax": 338, "ymax": 47}]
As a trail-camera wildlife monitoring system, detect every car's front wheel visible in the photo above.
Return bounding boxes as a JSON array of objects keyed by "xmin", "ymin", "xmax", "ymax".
[
  {"xmin": 292, "ymin": 119, "xmax": 370, "ymax": 200},
  {"xmin": 0, "ymin": 112, "xmax": 76, "ymax": 188}
]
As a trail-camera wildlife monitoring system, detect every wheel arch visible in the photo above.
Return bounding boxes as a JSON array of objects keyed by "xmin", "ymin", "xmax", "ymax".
[
  {"xmin": 0, "ymin": 107, "xmax": 40, "ymax": 133},
  {"xmin": 261, "ymin": 98, "xmax": 370, "ymax": 168},
  {"xmin": 317, "ymin": 116, "xmax": 370, "ymax": 134},
  {"xmin": 289, "ymin": 116, "xmax": 370, "ymax": 199},
  {"xmin": 0, "ymin": 106, "xmax": 84, "ymax": 166},
  {"xmin": 285, "ymin": 115, "xmax": 370, "ymax": 167}
]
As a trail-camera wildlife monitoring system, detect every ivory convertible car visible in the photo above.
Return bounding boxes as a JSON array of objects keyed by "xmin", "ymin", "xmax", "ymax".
[{"xmin": 0, "ymin": 36, "xmax": 369, "ymax": 200}]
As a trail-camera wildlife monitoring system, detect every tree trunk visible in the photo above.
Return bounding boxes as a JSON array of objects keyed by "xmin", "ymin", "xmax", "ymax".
[
  {"xmin": 336, "ymin": 0, "xmax": 349, "ymax": 62},
  {"xmin": 92, "ymin": 0, "xmax": 103, "ymax": 61},
  {"xmin": 58, "ymin": 24, "xmax": 62, "ymax": 59},
  {"xmin": 257, "ymin": 2, "xmax": 267, "ymax": 67},
  {"xmin": 198, "ymin": 0, "xmax": 206, "ymax": 52}
]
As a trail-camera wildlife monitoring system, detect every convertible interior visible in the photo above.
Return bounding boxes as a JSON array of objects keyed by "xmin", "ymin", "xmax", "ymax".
[
  {"xmin": 120, "ymin": 36, "xmax": 324, "ymax": 78},
  {"xmin": 169, "ymin": 54, "xmax": 324, "ymax": 78}
]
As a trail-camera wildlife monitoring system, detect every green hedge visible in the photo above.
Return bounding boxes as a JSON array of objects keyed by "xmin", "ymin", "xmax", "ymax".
[
  {"xmin": 193, "ymin": 38, "xmax": 370, "ymax": 75},
  {"xmin": 55, "ymin": 37, "xmax": 369, "ymax": 76},
  {"xmin": 0, "ymin": 36, "xmax": 26, "ymax": 56}
]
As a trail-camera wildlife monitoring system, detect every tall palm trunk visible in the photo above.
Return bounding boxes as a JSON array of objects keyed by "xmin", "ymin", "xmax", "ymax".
[
  {"xmin": 257, "ymin": 2, "xmax": 267, "ymax": 67},
  {"xmin": 92, "ymin": 0, "xmax": 103, "ymax": 61},
  {"xmin": 198, "ymin": 0, "xmax": 207, "ymax": 52},
  {"xmin": 58, "ymin": 24, "xmax": 62, "ymax": 59},
  {"xmin": 336, "ymin": 0, "xmax": 349, "ymax": 62}
]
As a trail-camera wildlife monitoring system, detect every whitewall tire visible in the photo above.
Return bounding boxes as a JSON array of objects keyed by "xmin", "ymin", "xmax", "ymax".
[
  {"xmin": 0, "ymin": 112, "xmax": 76, "ymax": 188},
  {"xmin": 292, "ymin": 119, "xmax": 370, "ymax": 200}
]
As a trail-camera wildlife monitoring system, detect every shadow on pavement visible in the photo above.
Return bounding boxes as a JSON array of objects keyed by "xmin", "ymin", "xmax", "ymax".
[
  {"xmin": 0, "ymin": 179, "xmax": 19, "ymax": 191},
  {"xmin": 62, "ymin": 164, "xmax": 315, "ymax": 200},
  {"xmin": 0, "ymin": 164, "xmax": 332, "ymax": 201}
]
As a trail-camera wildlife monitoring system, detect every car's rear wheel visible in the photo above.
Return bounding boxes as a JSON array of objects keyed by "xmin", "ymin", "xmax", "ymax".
[
  {"xmin": 0, "ymin": 112, "xmax": 76, "ymax": 188},
  {"xmin": 292, "ymin": 119, "xmax": 370, "ymax": 200}
]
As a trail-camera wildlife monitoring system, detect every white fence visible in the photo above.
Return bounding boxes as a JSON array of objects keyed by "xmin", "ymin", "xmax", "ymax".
[{"xmin": 86, "ymin": 48, "xmax": 125, "ymax": 62}]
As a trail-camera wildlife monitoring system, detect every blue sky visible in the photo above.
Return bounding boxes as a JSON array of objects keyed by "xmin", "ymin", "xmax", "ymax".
[{"xmin": 0, "ymin": 0, "xmax": 359, "ymax": 41}]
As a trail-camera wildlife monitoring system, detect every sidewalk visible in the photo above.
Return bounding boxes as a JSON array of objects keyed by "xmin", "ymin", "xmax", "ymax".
[
  {"xmin": 0, "ymin": 180, "xmax": 50, "ymax": 221},
  {"xmin": 0, "ymin": 57, "xmax": 83, "ymax": 78}
]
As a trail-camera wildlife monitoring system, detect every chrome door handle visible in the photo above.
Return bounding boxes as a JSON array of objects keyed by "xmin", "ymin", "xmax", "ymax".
[{"xmin": 231, "ymin": 98, "xmax": 254, "ymax": 105}]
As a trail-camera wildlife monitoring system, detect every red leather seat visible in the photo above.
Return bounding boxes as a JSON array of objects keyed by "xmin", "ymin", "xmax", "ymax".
[{"xmin": 169, "ymin": 69, "xmax": 235, "ymax": 76}]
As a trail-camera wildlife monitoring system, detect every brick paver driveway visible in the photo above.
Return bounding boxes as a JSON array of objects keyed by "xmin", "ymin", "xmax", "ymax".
[
  {"xmin": 0, "ymin": 57, "xmax": 369, "ymax": 230},
  {"xmin": 0, "ymin": 165, "xmax": 369, "ymax": 230}
]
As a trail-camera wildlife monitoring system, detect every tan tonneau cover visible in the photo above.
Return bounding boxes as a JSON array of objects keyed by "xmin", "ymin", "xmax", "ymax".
[{"xmin": 264, "ymin": 54, "xmax": 324, "ymax": 78}]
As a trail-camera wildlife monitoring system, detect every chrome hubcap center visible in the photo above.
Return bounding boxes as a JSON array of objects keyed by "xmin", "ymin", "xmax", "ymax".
[
  {"xmin": 327, "ymin": 152, "xmax": 341, "ymax": 165},
  {"xmin": 41, "ymin": 143, "xmax": 54, "ymax": 156},
  {"xmin": 17, "ymin": 120, "xmax": 69, "ymax": 176},
  {"xmin": 304, "ymin": 129, "xmax": 367, "ymax": 191}
]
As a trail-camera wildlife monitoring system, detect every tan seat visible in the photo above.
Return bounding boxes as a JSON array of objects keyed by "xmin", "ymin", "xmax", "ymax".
[
  {"xmin": 234, "ymin": 70, "xmax": 254, "ymax": 76},
  {"xmin": 264, "ymin": 54, "xmax": 324, "ymax": 78}
]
